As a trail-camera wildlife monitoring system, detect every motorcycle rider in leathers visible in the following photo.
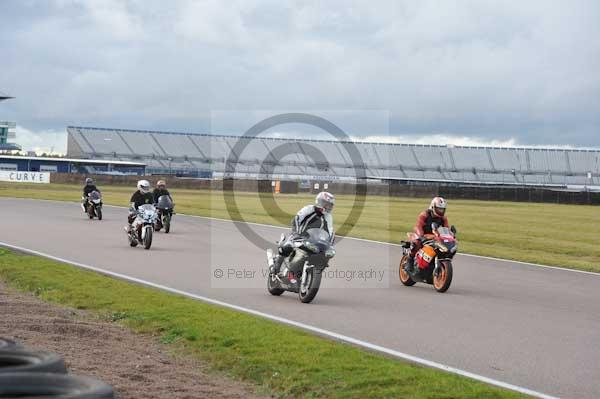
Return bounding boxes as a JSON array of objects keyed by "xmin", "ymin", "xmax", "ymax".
[
  {"xmin": 81, "ymin": 177, "xmax": 100, "ymax": 213},
  {"xmin": 126, "ymin": 180, "xmax": 154, "ymax": 233},
  {"xmin": 153, "ymin": 180, "xmax": 173, "ymax": 230},
  {"xmin": 271, "ymin": 192, "xmax": 336, "ymax": 274},
  {"xmin": 404, "ymin": 197, "xmax": 449, "ymax": 274}
]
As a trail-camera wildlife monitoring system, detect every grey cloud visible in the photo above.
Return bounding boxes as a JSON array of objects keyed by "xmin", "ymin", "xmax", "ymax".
[{"xmin": 0, "ymin": 0, "xmax": 598, "ymax": 151}]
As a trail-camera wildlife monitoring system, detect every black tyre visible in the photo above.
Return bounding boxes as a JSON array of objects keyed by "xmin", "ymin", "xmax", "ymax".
[
  {"xmin": 97, "ymin": 208, "xmax": 102, "ymax": 221},
  {"xmin": 0, "ymin": 372, "xmax": 115, "ymax": 398},
  {"xmin": 299, "ymin": 268, "xmax": 322, "ymax": 303},
  {"xmin": 0, "ymin": 350, "xmax": 67, "ymax": 374},
  {"xmin": 143, "ymin": 227, "xmax": 153, "ymax": 250},
  {"xmin": 433, "ymin": 260, "xmax": 453, "ymax": 293},
  {"xmin": 267, "ymin": 273, "xmax": 284, "ymax": 296},
  {"xmin": 399, "ymin": 255, "xmax": 416, "ymax": 286},
  {"xmin": 0, "ymin": 338, "xmax": 21, "ymax": 351},
  {"xmin": 164, "ymin": 214, "xmax": 170, "ymax": 234}
]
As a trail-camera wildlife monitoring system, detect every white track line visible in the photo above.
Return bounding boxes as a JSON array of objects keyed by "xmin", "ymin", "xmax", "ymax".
[
  {"xmin": 4, "ymin": 196, "xmax": 599, "ymax": 277},
  {"xmin": 0, "ymin": 241, "xmax": 559, "ymax": 399}
]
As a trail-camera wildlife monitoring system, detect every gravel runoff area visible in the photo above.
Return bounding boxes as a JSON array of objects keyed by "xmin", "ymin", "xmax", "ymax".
[{"xmin": 0, "ymin": 280, "xmax": 270, "ymax": 399}]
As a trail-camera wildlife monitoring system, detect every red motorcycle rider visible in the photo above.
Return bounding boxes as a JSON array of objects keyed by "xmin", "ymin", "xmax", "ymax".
[{"xmin": 404, "ymin": 197, "xmax": 449, "ymax": 274}]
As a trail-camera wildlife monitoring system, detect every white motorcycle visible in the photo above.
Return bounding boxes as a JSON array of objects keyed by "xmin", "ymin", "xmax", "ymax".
[{"xmin": 128, "ymin": 204, "xmax": 158, "ymax": 250}]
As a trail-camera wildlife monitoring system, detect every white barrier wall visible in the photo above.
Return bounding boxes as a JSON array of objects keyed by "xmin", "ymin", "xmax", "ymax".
[{"xmin": 0, "ymin": 171, "xmax": 50, "ymax": 184}]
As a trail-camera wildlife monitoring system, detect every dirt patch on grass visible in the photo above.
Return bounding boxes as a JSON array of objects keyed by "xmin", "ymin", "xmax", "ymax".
[{"xmin": 0, "ymin": 281, "xmax": 269, "ymax": 399}]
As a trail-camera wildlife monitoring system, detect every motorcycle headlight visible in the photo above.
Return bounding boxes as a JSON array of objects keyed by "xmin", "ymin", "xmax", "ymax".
[
  {"xmin": 325, "ymin": 248, "xmax": 336, "ymax": 258},
  {"xmin": 304, "ymin": 242, "xmax": 319, "ymax": 253}
]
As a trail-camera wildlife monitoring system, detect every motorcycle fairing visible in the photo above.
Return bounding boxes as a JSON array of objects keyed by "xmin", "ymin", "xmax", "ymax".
[{"xmin": 416, "ymin": 245, "xmax": 436, "ymax": 269}]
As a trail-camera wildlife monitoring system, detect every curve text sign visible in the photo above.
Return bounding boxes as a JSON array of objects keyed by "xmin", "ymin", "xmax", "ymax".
[{"xmin": 0, "ymin": 171, "xmax": 50, "ymax": 184}]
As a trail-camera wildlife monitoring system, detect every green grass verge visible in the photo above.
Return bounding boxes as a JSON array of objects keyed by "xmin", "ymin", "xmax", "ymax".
[
  {"xmin": 1, "ymin": 182, "xmax": 599, "ymax": 272},
  {"xmin": 0, "ymin": 248, "xmax": 525, "ymax": 398}
]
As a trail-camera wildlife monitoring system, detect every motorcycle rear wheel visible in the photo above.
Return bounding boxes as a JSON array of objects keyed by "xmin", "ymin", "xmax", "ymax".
[
  {"xmin": 399, "ymin": 255, "xmax": 416, "ymax": 286},
  {"xmin": 433, "ymin": 260, "xmax": 453, "ymax": 293}
]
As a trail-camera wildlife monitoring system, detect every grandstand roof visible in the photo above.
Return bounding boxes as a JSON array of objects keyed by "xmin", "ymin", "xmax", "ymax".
[
  {"xmin": 66, "ymin": 126, "xmax": 600, "ymax": 187},
  {"xmin": 67, "ymin": 125, "xmax": 600, "ymax": 153},
  {"xmin": 0, "ymin": 154, "xmax": 145, "ymax": 166}
]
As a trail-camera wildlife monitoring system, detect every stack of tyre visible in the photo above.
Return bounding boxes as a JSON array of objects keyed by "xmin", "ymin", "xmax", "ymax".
[{"xmin": 0, "ymin": 337, "xmax": 115, "ymax": 398}]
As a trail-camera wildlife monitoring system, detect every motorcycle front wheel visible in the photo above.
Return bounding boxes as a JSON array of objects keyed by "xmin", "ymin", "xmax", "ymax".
[
  {"xmin": 96, "ymin": 207, "xmax": 102, "ymax": 220},
  {"xmin": 433, "ymin": 260, "xmax": 453, "ymax": 293},
  {"xmin": 164, "ymin": 213, "xmax": 171, "ymax": 234},
  {"xmin": 299, "ymin": 267, "xmax": 322, "ymax": 303},
  {"xmin": 399, "ymin": 255, "xmax": 416, "ymax": 286},
  {"xmin": 143, "ymin": 226, "xmax": 153, "ymax": 250},
  {"xmin": 267, "ymin": 273, "xmax": 284, "ymax": 296}
]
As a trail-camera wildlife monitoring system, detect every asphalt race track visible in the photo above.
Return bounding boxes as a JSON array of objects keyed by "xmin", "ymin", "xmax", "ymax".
[{"xmin": 1, "ymin": 198, "xmax": 599, "ymax": 399}]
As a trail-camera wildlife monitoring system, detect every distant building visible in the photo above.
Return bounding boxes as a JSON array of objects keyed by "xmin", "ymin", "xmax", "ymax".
[
  {"xmin": 0, "ymin": 155, "xmax": 145, "ymax": 175},
  {"xmin": 0, "ymin": 93, "xmax": 21, "ymax": 152}
]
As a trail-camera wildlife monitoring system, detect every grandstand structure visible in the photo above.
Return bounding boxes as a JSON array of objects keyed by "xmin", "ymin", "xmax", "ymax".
[{"xmin": 67, "ymin": 126, "xmax": 600, "ymax": 188}]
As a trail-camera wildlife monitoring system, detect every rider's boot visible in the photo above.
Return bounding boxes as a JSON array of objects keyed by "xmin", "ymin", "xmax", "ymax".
[{"xmin": 270, "ymin": 254, "xmax": 284, "ymax": 275}]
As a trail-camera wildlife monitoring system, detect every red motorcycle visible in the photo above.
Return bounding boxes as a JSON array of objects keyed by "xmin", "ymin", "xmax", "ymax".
[{"xmin": 399, "ymin": 224, "xmax": 457, "ymax": 293}]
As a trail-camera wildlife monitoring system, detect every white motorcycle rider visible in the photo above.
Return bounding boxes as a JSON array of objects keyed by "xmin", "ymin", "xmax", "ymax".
[
  {"xmin": 267, "ymin": 192, "xmax": 336, "ymax": 303},
  {"xmin": 126, "ymin": 180, "xmax": 158, "ymax": 250}
]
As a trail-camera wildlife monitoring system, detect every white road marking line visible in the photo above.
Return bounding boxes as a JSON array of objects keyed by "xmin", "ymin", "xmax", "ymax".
[{"xmin": 0, "ymin": 241, "xmax": 560, "ymax": 399}]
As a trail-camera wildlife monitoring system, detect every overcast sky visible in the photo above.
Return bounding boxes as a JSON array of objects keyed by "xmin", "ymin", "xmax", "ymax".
[{"xmin": 0, "ymin": 0, "xmax": 599, "ymax": 152}]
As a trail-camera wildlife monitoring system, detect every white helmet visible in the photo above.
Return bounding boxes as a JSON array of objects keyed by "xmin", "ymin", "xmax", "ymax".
[
  {"xmin": 429, "ymin": 196, "xmax": 447, "ymax": 217},
  {"xmin": 137, "ymin": 180, "xmax": 150, "ymax": 194},
  {"xmin": 315, "ymin": 191, "xmax": 335, "ymax": 214}
]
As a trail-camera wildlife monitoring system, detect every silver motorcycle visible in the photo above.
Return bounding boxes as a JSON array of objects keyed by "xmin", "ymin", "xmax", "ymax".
[
  {"xmin": 128, "ymin": 204, "xmax": 158, "ymax": 250},
  {"xmin": 266, "ymin": 228, "xmax": 335, "ymax": 303}
]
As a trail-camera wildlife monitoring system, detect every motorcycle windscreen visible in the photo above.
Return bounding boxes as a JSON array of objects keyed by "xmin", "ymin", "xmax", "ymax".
[
  {"xmin": 304, "ymin": 228, "xmax": 331, "ymax": 243},
  {"xmin": 156, "ymin": 195, "xmax": 173, "ymax": 209},
  {"xmin": 416, "ymin": 245, "xmax": 436, "ymax": 269},
  {"xmin": 138, "ymin": 204, "xmax": 156, "ymax": 218},
  {"xmin": 89, "ymin": 191, "xmax": 101, "ymax": 200},
  {"xmin": 437, "ymin": 226, "xmax": 454, "ymax": 241}
]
